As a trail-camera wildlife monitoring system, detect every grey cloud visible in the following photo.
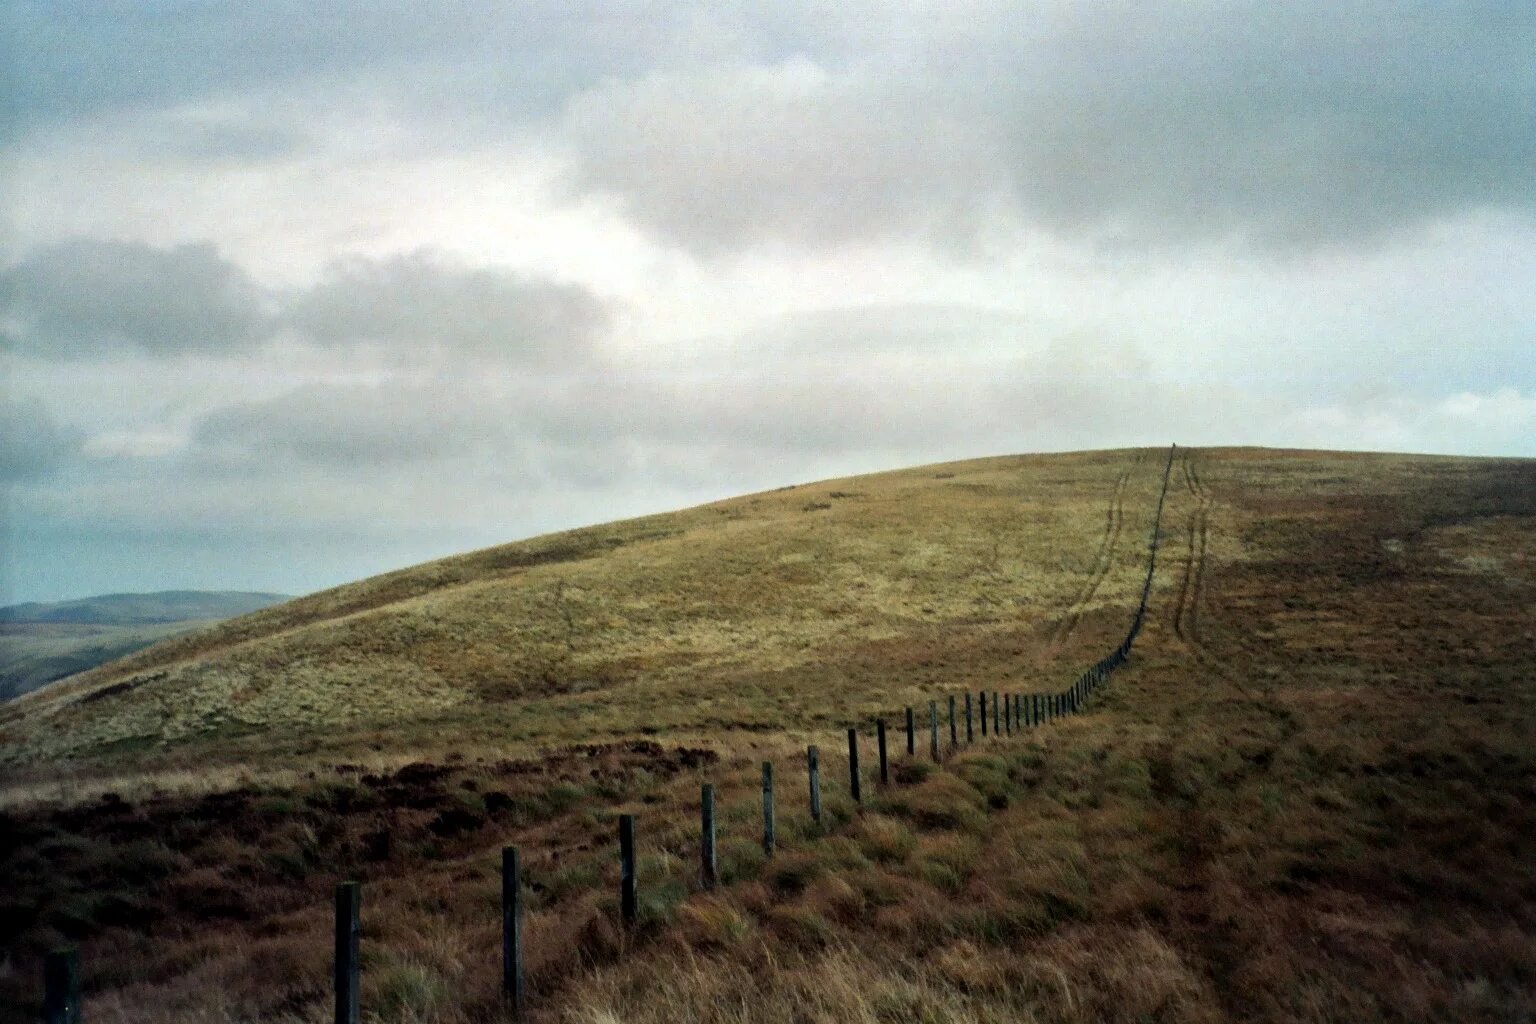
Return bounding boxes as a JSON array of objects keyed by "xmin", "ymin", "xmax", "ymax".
[
  {"xmin": 14, "ymin": 4, "xmax": 1531, "ymax": 254},
  {"xmin": 284, "ymin": 252, "xmax": 610, "ymax": 358},
  {"xmin": 1, "ymin": 239, "xmax": 272, "ymax": 357},
  {"xmin": 181, "ymin": 313, "xmax": 1155, "ymax": 484},
  {"xmin": 0, "ymin": 395, "xmax": 83, "ymax": 480},
  {"xmin": 2, "ymin": 241, "xmax": 613, "ymax": 362},
  {"xmin": 556, "ymin": 3, "xmax": 1536, "ymax": 253},
  {"xmin": 191, "ymin": 382, "xmax": 517, "ymax": 468}
]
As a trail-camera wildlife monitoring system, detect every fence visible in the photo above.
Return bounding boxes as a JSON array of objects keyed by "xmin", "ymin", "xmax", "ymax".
[{"xmin": 38, "ymin": 446, "xmax": 1179, "ymax": 1024}]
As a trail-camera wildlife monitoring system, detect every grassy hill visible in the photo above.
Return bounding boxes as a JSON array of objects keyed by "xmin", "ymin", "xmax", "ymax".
[
  {"xmin": 0, "ymin": 591, "xmax": 291, "ymax": 703},
  {"xmin": 1, "ymin": 447, "xmax": 1533, "ymax": 1024}
]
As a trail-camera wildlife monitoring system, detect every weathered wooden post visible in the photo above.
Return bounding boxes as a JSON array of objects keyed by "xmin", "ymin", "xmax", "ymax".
[
  {"xmin": 619, "ymin": 815, "xmax": 637, "ymax": 924},
  {"xmin": 948, "ymin": 694, "xmax": 958, "ymax": 746},
  {"xmin": 335, "ymin": 881, "xmax": 360, "ymax": 1024},
  {"xmin": 905, "ymin": 707, "xmax": 916, "ymax": 756},
  {"xmin": 700, "ymin": 786, "xmax": 717, "ymax": 887},
  {"xmin": 502, "ymin": 846, "xmax": 524, "ymax": 1015},
  {"xmin": 980, "ymin": 691, "xmax": 988, "ymax": 737},
  {"xmin": 762, "ymin": 762, "xmax": 776, "ymax": 856},
  {"xmin": 929, "ymin": 700, "xmax": 940, "ymax": 761},
  {"xmin": 876, "ymin": 719, "xmax": 890, "ymax": 784},
  {"xmin": 807, "ymin": 745, "xmax": 822, "ymax": 823},
  {"xmin": 1004, "ymin": 691, "xmax": 1012, "ymax": 736},
  {"xmin": 848, "ymin": 728, "xmax": 862, "ymax": 803},
  {"xmin": 43, "ymin": 949, "xmax": 79, "ymax": 1024},
  {"xmin": 993, "ymin": 690, "xmax": 1001, "ymax": 735},
  {"xmin": 965, "ymin": 693, "xmax": 974, "ymax": 742}
]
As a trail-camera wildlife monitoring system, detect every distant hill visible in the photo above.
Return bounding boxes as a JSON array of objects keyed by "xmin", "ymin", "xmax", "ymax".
[
  {"xmin": 0, "ymin": 590, "xmax": 290, "ymax": 701},
  {"xmin": 0, "ymin": 590, "xmax": 290, "ymax": 626}
]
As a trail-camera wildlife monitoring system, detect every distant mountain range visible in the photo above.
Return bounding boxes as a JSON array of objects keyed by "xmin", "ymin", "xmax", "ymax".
[{"xmin": 0, "ymin": 590, "xmax": 291, "ymax": 701}]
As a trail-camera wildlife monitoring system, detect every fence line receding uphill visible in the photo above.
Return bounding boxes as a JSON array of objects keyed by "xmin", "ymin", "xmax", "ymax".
[{"xmin": 37, "ymin": 445, "xmax": 1182, "ymax": 1024}]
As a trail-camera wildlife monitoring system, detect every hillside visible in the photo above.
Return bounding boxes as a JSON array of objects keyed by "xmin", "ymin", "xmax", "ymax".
[
  {"xmin": 0, "ymin": 591, "xmax": 291, "ymax": 703},
  {"xmin": 1, "ymin": 447, "xmax": 1533, "ymax": 1024}
]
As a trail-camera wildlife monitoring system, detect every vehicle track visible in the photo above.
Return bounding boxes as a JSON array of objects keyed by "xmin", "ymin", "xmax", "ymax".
[
  {"xmin": 1171, "ymin": 449, "xmax": 1213, "ymax": 654},
  {"xmin": 1052, "ymin": 451, "xmax": 1145, "ymax": 643}
]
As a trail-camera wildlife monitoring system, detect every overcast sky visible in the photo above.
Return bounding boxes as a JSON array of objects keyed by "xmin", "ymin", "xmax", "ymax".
[{"xmin": 2, "ymin": 2, "xmax": 1533, "ymax": 602}]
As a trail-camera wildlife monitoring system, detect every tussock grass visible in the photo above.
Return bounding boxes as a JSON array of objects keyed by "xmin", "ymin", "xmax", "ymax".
[{"xmin": 1, "ymin": 448, "xmax": 1533, "ymax": 1023}]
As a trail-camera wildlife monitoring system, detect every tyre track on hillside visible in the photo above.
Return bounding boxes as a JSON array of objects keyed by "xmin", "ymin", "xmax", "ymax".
[
  {"xmin": 1052, "ymin": 451, "xmax": 1146, "ymax": 643},
  {"xmin": 1171, "ymin": 449, "xmax": 1213, "ymax": 656}
]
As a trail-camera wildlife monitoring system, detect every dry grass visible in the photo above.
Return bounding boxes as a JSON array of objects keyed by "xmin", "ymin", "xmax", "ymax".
[{"xmin": 2, "ymin": 446, "xmax": 1534, "ymax": 1023}]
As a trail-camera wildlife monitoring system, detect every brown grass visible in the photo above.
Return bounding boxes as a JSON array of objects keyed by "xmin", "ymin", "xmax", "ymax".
[{"xmin": 1, "ymin": 447, "xmax": 1533, "ymax": 1023}]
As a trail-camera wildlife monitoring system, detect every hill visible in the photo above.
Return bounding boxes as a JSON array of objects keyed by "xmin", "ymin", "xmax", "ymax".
[
  {"xmin": 0, "ymin": 591, "xmax": 291, "ymax": 702},
  {"xmin": 1, "ymin": 447, "xmax": 1533, "ymax": 1024}
]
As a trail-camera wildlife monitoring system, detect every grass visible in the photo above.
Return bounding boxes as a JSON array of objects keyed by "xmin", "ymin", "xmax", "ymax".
[{"xmin": 0, "ymin": 446, "xmax": 1533, "ymax": 1023}]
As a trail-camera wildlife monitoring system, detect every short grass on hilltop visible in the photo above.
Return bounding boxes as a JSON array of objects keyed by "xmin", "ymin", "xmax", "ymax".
[{"xmin": 1, "ymin": 448, "xmax": 1161, "ymax": 779}]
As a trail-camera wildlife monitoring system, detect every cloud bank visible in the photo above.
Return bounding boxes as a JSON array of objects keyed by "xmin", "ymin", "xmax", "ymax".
[{"xmin": 3, "ymin": 2, "xmax": 1533, "ymax": 602}]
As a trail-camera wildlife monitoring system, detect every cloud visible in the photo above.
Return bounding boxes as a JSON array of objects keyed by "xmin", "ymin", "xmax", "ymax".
[
  {"xmin": 2, "ymin": 240, "xmax": 614, "ymax": 362},
  {"xmin": 176, "ymin": 314, "xmax": 1157, "ymax": 486},
  {"xmin": 0, "ymin": 238, "xmax": 272, "ymax": 357},
  {"xmin": 554, "ymin": 3, "xmax": 1536, "ymax": 253},
  {"xmin": 190, "ymin": 381, "xmax": 515, "ymax": 468},
  {"xmin": 0, "ymin": 394, "xmax": 83, "ymax": 480},
  {"xmin": 284, "ymin": 251, "xmax": 612, "ymax": 358}
]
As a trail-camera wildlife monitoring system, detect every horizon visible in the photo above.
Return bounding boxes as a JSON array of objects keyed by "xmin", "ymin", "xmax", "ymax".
[{"xmin": 4, "ymin": 3, "xmax": 1534, "ymax": 603}]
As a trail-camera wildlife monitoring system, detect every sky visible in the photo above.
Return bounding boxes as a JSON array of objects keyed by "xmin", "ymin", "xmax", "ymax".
[{"xmin": 2, "ymin": 1, "xmax": 1534, "ymax": 603}]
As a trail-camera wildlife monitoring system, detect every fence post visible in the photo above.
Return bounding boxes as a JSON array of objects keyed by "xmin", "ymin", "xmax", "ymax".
[
  {"xmin": 1032, "ymin": 693, "xmax": 1041, "ymax": 726},
  {"xmin": 43, "ymin": 949, "xmax": 79, "ymax": 1024},
  {"xmin": 965, "ymin": 693, "xmax": 974, "ymax": 742},
  {"xmin": 848, "ymin": 728, "xmax": 862, "ymax": 803},
  {"xmin": 980, "ymin": 691, "xmax": 988, "ymax": 737},
  {"xmin": 1004, "ymin": 692, "xmax": 1012, "ymax": 736},
  {"xmin": 993, "ymin": 690, "xmax": 1001, "ymax": 735},
  {"xmin": 807, "ymin": 745, "xmax": 822, "ymax": 823},
  {"xmin": 929, "ymin": 700, "xmax": 940, "ymax": 761},
  {"xmin": 502, "ymin": 847, "xmax": 524, "ymax": 1015},
  {"xmin": 619, "ymin": 815, "xmax": 637, "ymax": 924},
  {"xmin": 948, "ymin": 695, "xmax": 958, "ymax": 747},
  {"xmin": 762, "ymin": 762, "xmax": 776, "ymax": 856},
  {"xmin": 700, "ymin": 786, "xmax": 717, "ymax": 887},
  {"xmin": 876, "ymin": 720, "xmax": 889, "ymax": 785},
  {"xmin": 334, "ymin": 881, "xmax": 360, "ymax": 1024},
  {"xmin": 1014, "ymin": 694, "xmax": 1023, "ymax": 729}
]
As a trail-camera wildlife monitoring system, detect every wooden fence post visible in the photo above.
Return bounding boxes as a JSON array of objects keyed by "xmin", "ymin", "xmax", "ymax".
[
  {"xmin": 948, "ymin": 695, "xmax": 958, "ymax": 747},
  {"xmin": 980, "ymin": 691, "xmax": 988, "ymax": 737},
  {"xmin": 619, "ymin": 815, "xmax": 637, "ymax": 924},
  {"xmin": 1004, "ymin": 692, "xmax": 1012, "ymax": 736},
  {"xmin": 700, "ymin": 786, "xmax": 717, "ymax": 887},
  {"xmin": 965, "ymin": 693, "xmax": 974, "ymax": 742},
  {"xmin": 807, "ymin": 745, "xmax": 822, "ymax": 823},
  {"xmin": 502, "ymin": 846, "xmax": 524, "ymax": 1015},
  {"xmin": 929, "ymin": 700, "xmax": 940, "ymax": 761},
  {"xmin": 43, "ymin": 949, "xmax": 79, "ymax": 1024},
  {"xmin": 334, "ymin": 881, "xmax": 360, "ymax": 1024},
  {"xmin": 905, "ymin": 707, "xmax": 916, "ymax": 756},
  {"xmin": 848, "ymin": 728, "xmax": 862, "ymax": 803},
  {"xmin": 762, "ymin": 762, "xmax": 776, "ymax": 856},
  {"xmin": 993, "ymin": 690, "xmax": 1001, "ymax": 735},
  {"xmin": 876, "ymin": 720, "xmax": 889, "ymax": 784}
]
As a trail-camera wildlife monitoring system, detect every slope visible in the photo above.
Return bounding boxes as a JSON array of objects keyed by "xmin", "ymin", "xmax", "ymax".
[{"xmin": 2, "ymin": 447, "xmax": 1534, "ymax": 1024}]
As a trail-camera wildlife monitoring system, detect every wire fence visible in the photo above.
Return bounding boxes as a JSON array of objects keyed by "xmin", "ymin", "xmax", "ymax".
[{"xmin": 37, "ymin": 445, "xmax": 1180, "ymax": 1024}]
